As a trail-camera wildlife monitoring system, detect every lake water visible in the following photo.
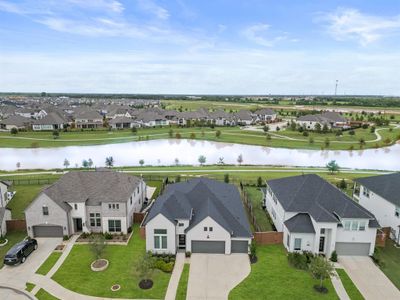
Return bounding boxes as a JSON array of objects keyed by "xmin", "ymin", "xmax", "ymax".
[{"xmin": 0, "ymin": 139, "xmax": 399, "ymax": 171}]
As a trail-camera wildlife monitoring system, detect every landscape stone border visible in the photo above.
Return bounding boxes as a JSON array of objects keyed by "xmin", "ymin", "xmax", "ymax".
[
  {"xmin": 111, "ymin": 284, "xmax": 121, "ymax": 292},
  {"xmin": 91, "ymin": 259, "xmax": 109, "ymax": 272},
  {"xmin": 0, "ymin": 239, "xmax": 8, "ymax": 247}
]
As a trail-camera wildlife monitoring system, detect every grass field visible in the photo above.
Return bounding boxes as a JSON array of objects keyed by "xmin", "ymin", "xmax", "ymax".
[
  {"xmin": 35, "ymin": 288, "xmax": 59, "ymax": 300},
  {"xmin": 0, "ymin": 125, "xmax": 399, "ymax": 150},
  {"xmin": 6, "ymin": 185, "xmax": 43, "ymax": 219},
  {"xmin": 229, "ymin": 245, "xmax": 338, "ymax": 300},
  {"xmin": 176, "ymin": 263, "xmax": 190, "ymax": 300},
  {"xmin": 378, "ymin": 239, "xmax": 400, "ymax": 290},
  {"xmin": 336, "ymin": 269, "xmax": 364, "ymax": 300},
  {"xmin": 244, "ymin": 187, "xmax": 274, "ymax": 232}
]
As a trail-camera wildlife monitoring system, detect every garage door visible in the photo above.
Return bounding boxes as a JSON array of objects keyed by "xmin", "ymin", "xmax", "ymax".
[
  {"xmin": 33, "ymin": 225, "xmax": 63, "ymax": 237},
  {"xmin": 191, "ymin": 241, "xmax": 225, "ymax": 254},
  {"xmin": 231, "ymin": 240, "xmax": 249, "ymax": 253},
  {"xmin": 335, "ymin": 242, "xmax": 371, "ymax": 256}
]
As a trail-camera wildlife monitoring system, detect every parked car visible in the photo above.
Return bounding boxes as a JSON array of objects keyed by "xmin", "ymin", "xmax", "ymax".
[{"xmin": 3, "ymin": 239, "xmax": 38, "ymax": 266}]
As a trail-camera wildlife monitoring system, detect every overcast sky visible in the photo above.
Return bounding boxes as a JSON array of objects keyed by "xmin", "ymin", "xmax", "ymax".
[{"xmin": 1, "ymin": 0, "xmax": 400, "ymax": 95}]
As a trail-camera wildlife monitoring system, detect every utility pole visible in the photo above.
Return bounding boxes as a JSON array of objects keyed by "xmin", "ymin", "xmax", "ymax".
[{"xmin": 334, "ymin": 80, "xmax": 339, "ymax": 96}]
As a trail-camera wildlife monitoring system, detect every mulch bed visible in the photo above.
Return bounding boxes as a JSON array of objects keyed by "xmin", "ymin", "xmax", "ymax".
[
  {"xmin": 139, "ymin": 279, "xmax": 153, "ymax": 290},
  {"xmin": 249, "ymin": 255, "xmax": 258, "ymax": 264},
  {"xmin": 55, "ymin": 245, "xmax": 65, "ymax": 251},
  {"xmin": 111, "ymin": 284, "xmax": 121, "ymax": 292},
  {"xmin": 92, "ymin": 259, "xmax": 107, "ymax": 268},
  {"xmin": 313, "ymin": 285, "xmax": 328, "ymax": 294}
]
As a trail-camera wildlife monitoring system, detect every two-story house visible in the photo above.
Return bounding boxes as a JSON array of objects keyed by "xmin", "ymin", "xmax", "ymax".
[
  {"xmin": 0, "ymin": 181, "xmax": 12, "ymax": 236},
  {"xmin": 25, "ymin": 170, "xmax": 146, "ymax": 237},
  {"xmin": 264, "ymin": 174, "xmax": 379, "ymax": 256},
  {"xmin": 143, "ymin": 178, "xmax": 252, "ymax": 255},
  {"xmin": 354, "ymin": 173, "xmax": 400, "ymax": 244}
]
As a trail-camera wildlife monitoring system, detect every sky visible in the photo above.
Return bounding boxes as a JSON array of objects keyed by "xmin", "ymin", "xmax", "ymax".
[{"xmin": 0, "ymin": 0, "xmax": 400, "ymax": 95}]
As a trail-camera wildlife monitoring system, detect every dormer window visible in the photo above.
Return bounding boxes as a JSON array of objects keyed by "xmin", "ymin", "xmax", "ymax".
[
  {"xmin": 42, "ymin": 206, "xmax": 49, "ymax": 216},
  {"xmin": 204, "ymin": 227, "xmax": 208, "ymax": 231}
]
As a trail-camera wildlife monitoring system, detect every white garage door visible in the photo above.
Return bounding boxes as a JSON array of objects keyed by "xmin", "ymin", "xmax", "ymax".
[{"xmin": 335, "ymin": 242, "xmax": 371, "ymax": 256}]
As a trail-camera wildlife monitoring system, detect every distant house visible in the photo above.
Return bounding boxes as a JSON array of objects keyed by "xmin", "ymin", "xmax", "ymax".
[
  {"xmin": 109, "ymin": 116, "xmax": 139, "ymax": 129},
  {"xmin": 0, "ymin": 115, "xmax": 32, "ymax": 131},
  {"xmin": 32, "ymin": 112, "xmax": 67, "ymax": 131},
  {"xmin": 75, "ymin": 110, "xmax": 103, "ymax": 129},
  {"xmin": 106, "ymin": 106, "xmax": 132, "ymax": 119},
  {"xmin": 143, "ymin": 178, "xmax": 252, "ymax": 254},
  {"xmin": 135, "ymin": 111, "xmax": 169, "ymax": 127},
  {"xmin": 296, "ymin": 112, "xmax": 349, "ymax": 130},
  {"xmin": 264, "ymin": 174, "xmax": 379, "ymax": 256},
  {"xmin": 354, "ymin": 173, "xmax": 400, "ymax": 244},
  {"xmin": 253, "ymin": 108, "xmax": 277, "ymax": 123},
  {"xmin": 25, "ymin": 170, "xmax": 146, "ymax": 237},
  {"xmin": 210, "ymin": 109, "xmax": 236, "ymax": 126},
  {"xmin": 235, "ymin": 110, "xmax": 254, "ymax": 125},
  {"xmin": 0, "ymin": 180, "xmax": 12, "ymax": 208},
  {"xmin": 15, "ymin": 109, "xmax": 47, "ymax": 120}
]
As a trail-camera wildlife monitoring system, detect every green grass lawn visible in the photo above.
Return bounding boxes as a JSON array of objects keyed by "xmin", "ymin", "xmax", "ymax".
[
  {"xmin": 1, "ymin": 125, "xmax": 398, "ymax": 150},
  {"xmin": 146, "ymin": 180, "xmax": 163, "ymax": 199},
  {"xmin": 336, "ymin": 269, "xmax": 364, "ymax": 300},
  {"xmin": 35, "ymin": 288, "xmax": 60, "ymax": 300},
  {"xmin": 0, "ymin": 230, "xmax": 27, "ymax": 268},
  {"xmin": 6, "ymin": 185, "xmax": 43, "ymax": 219},
  {"xmin": 176, "ymin": 263, "xmax": 190, "ymax": 300},
  {"xmin": 36, "ymin": 252, "xmax": 62, "ymax": 275},
  {"xmin": 25, "ymin": 282, "xmax": 35, "ymax": 292},
  {"xmin": 378, "ymin": 240, "xmax": 400, "ymax": 290},
  {"xmin": 244, "ymin": 187, "xmax": 273, "ymax": 232},
  {"xmin": 52, "ymin": 225, "xmax": 171, "ymax": 299},
  {"xmin": 229, "ymin": 245, "xmax": 338, "ymax": 300}
]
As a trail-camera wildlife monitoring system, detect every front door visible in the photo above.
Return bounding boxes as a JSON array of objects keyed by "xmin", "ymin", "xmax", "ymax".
[
  {"xmin": 319, "ymin": 236, "xmax": 325, "ymax": 252},
  {"xmin": 74, "ymin": 218, "xmax": 83, "ymax": 232},
  {"xmin": 178, "ymin": 234, "xmax": 186, "ymax": 249}
]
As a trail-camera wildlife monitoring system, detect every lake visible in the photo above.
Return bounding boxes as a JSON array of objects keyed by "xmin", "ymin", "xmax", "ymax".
[{"xmin": 0, "ymin": 139, "xmax": 399, "ymax": 171}]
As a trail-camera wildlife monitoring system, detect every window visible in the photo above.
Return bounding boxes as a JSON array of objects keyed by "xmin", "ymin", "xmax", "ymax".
[
  {"xmin": 363, "ymin": 187, "xmax": 370, "ymax": 197},
  {"xmin": 271, "ymin": 208, "xmax": 276, "ymax": 219},
  {"xmin": 209, "ymin": 227, "xmax": 213, "ymax": 231},
  {"xmin": 116, "ymin": 204, "xmax": 119, "ymax": 209},
  {"xmin": 109, "ymin": 203, "xmax": 120, "ymax": 210},
  {"xmin": 395, "ymin": 206, "xmax": 400, "ymax": 218},
  {"xmin": 42, "ymin": 206, "xmax": 49, "ymax": 216},
  {"xmin": 287, "ymin": 234, "xmax": 290, "ymax": 247},
  {"xmin": 137, "ymin": 187, "xmax": 139, "ymax": 193},
  {"xmin": 351, "ymin": 221, "xmax": 359, "ymax": 231},
  {"xmin": 90, "ymin": 213, "xmax": 101, "ymax": 227},
  {"xmin": 178, "ymin": 223, "xmax": 184, "ymax": 227},
  {"xmin": 359, "ymin": 221, "xmax": 366, "ymax": 231},
  {"xmin": 108, "ymin": 220, "xmax": 121, "ymax": 232},
  {"xmin": 294, "ymin": 238, "xmax": 302, "ymax": 251},
  {"xmin": 130, "ymin": 197, "xmax": 132, "ymax": 205},
  {"xmin": 344, "ymin": 221, "xmax": 351, "ymax": 230},
  {"xmin": 154, "ymin": 229, "xmax": 167, "ymax": 249},
  {"xmin": 74, "ymin": 204, "xmax": 78, "ymax": 210},
  {"xmin": 204, "ymin": 227, "xmax": 208, "ymax": 231},
  {"xmin": 108, "ymin": 204, "xmax": 112, "ymax": 209}
]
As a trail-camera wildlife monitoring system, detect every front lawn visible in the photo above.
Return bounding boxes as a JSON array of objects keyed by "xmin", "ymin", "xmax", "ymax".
[
  {"xmin": 25, "ymin": 282, "xmax": 35, "ymax": 292},
  {"xmin": 0, "ymin": 230, "xmax": 27, "ymax": 268},
  {"xmin": 378, "ymin": 240, "xmax": 400, "ymax": 290},
  {"xmin": 52, "ymin": 225, "xmax": 171, "ymax": 299},
  {"xmin": 336, "ymin": 268, "xmax": 364, "ymax": 300},
  {"xmin": 36, "ymin": 252, "xmax": 62, "ymax": 275},
  {"xmin": 229, "ymin": 245, "xmax": 338, "ymax": 300},
  {"xmin": 176, "ymin": 263, "xmax": 190, "ymax": 300},
  {"xmin": 6, "ymin": 185, "xmax": 43, "ymax": 219}
]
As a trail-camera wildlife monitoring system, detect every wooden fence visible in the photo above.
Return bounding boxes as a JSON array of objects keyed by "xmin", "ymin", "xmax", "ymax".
[
  {"xmin": 254, "ymin": 231, "xmax": 283, "ymax": 245},
  {"xmin": 376, "ymin": 227, "xmax": 390, "ymax": 247},
  {"xmin": 133, "ymin": 212, "xmax": 146, "ymax": 224},
  {"xmin": 6, "ymin": 219, "xmax": 26, "ymax": 231},
  {"xmin": 240, "ymin": 184, "xmax": 263, "ymax": 232},
  {"xmin": 139, "ymin": 227, "xmax": 146, "ymax": 239}
]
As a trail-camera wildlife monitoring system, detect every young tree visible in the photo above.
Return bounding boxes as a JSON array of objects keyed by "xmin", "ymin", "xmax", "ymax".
[
  {"xmin": 168, "ymin": 129, "xmax": 173, "ymax": 138},
  {"xmin": 10, "ymin": 127, "xmax": 18, "ymax": 135},
  {"xmin": 218, "ymin": 157, "xmax": 225, "ymax": 165},
  {"xmin": 82, "ymin": 159, "xmax": 89, "ymax": 168},
  {"xmin": 338, "ymin": 179, "xmax": 347, "ymax": 190},
  {"xmin": 52, "ymin": 130, "xmax": 59, "ymax": 139},
  {"xmin": 131, "ymin": 126, "xmax": 137, "ymax": 134},
  {"xmin": 215, "ymin": 130, "xmax": 221, "ymax": 138},
  {"xmin": 63, "ymin": 158, "xmax": 70, "ymax": 169},
  {"xmin": 263, "ymin": 125, "xmax": 270, "ymax": 133},
  {"xmin": 322, "ymin": 124, "xmax": 329, "ymax": 134},
  {"xmin": 190, "ymin": 132, "xmax": 196, "ymax": 139},
  {"xmin": 257, "ymin": 176, "xmax": 263, "ymax": 187},
  {"xmin": 175, "ymin": 132, "xmax": 181, "ymax": 139},
  {"xmin": 324, "ymin": 137, "xmax": 330, "ymax": 148},
  {"xmin": 89, "ymin": 234, "xmax": 107, "ymax": 260},
  {"xmin": 136, "ymin": 252, "xmax": 154, "ymax": 286},
  {"xmin": 139, "ymin": 159, "xmax": 145, "ymax": 166},
  {"xmin": 16, "ymin": 162, "xmax": 21, "ymax": 170},
  {"xmin": 224, "ymin": 173, "xmax": 229, "ymax": 183},
  {"xmin": 309, "ymin": 256, "xmax": 335, "ymax": 292},
  {"xmin": 174, "ymin": 158, "xmax": 179, "ymax": 166},
  {"xmin": 326, "ymin": 160, "xmax": 339, "ymax": 174},
  {"xmin": 198, "ymin": 155, "xmax": 206, "ymax": 166},
  {"xmin": 105, "ymin": 156, "xmax": 114, "ymax": 168},
  {"xmin": 237, "ymin": 154, "xmax": 243, "ymax": 165},
  {"xmin": 309, "ymin": 137, "xmax": 314, "ymax": 144},
  {"xmin": 88, "ymin": 158, "xmax": 94, "ymax": 168},
  {"xmin": 315, "ymin": 123, "xmax": 322, "ymax": 133}
]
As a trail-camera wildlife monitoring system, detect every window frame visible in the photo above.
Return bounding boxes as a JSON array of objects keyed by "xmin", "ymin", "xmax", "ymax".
[
  {"xmin": 108, "ymin": 219, "xmax": 121, "ymax": 232},
  {"xmin": 42, "ymin": 206, "xmax": 49, "ymax": 216},
  {"xmin": 294, "ymin": 238, "xmax": 302, "ymax": 251},
  {"xmin": 154, "ymin": 229, "xmax": 168, "ymax": 249}
]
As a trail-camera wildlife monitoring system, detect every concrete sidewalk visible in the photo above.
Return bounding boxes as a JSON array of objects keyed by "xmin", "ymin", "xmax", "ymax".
[
  {"xmin": 165, "ymin": 252, "xmax": 186, "ymax": 300},
  {"xmin": 331, "ymin": 270, "xmax": 350, "ymax": 300}
]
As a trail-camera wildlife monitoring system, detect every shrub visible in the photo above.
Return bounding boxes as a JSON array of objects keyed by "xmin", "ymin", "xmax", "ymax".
[
  {"xmin": 302, "ymin": 131, "xmax": 309, "ymax": 137},
  {"xmin": 80, "ymin": 232, "xmax": 90, "ymax": 239},
  {"xmin": 10, "ymin": 127, "xmax": 18, "ymax": 135},
  {"xmin": 153, "ymin": 259, "xmax": 175, "ymax": 273},
  {"xmin": 128, "ymin": 226, "xmax": 133, "ymax": 233},
  {"xmin": 250, "ymin": 241, "xmax": 257, "ymax": 259},
  {"xmin": 287, "ymin": 252, "xmax": 308, "ymax": 270},
  {"xmin": 0, "ymin": 235, "xmax": 6, "ymax": 243},
  {"xmin": 104, "ymin": 232, "xmax": 113, "ymax": 240},
  {"xmin": 257, "ymin": 177, "xmax": 263, "ymax": 187},
  {"xmin": 185, "ymin": 251, "xmax": 191, "ymax": 258},
  {"xmin": 372, "ymin": 248, "xmax": 385, "ymax": 268},
  {"xmin": 330, "ymin": 250, "xmax": 338, "ymax": 262},
  {"xmin": 302, "ymin": 251, "xmax": 315, "ymax": 264}
]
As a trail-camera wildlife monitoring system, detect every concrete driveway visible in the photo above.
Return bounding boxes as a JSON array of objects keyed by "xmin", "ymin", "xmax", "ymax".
[
  {"xmin": 187, "ymin": 254, "xmax": 250, "ymax": 300},
  {"xmin": 339, "ymin": 256, "xmax": 400, "ymax": 300},
  {"xmin": 0, "ymin": 237, "xmax": 61, "ymax": 290}
]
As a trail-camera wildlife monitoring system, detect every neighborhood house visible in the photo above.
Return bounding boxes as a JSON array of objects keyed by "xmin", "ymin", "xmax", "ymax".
[
  {"xmin": 25, "ymin": 170, "xmax": 146, "ymax": 237},
  {"xmin": 264, "ymin": 174, "xmax": 379, "ymax": 256},
  {"xmin": 143, "ymin": 178, "xmax": 252, "ymax": 255}
]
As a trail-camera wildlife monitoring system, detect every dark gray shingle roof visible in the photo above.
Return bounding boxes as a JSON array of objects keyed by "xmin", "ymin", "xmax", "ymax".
[
  {"xmin": 267, "ymin": 174, "xmax": 377, "ymax": 223},
  {"xmin": 144, "ymin": 178, "xmax": 252, "ymax": 238},
  {"xmin": 284, "ymin": 213, "xmax": 315, "ymax": 233},
  {"xmin": 355, "ymin": 173, "xmax": 400, "ymax": 207}
]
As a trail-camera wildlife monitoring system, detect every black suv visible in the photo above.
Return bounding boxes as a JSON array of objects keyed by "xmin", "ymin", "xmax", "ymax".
[{"xmin": 4, "ymin": 238, "xmax": 38, "ymax": 266}]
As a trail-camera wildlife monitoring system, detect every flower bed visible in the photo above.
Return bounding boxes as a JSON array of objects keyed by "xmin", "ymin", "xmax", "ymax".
[{"xmin": 77, "ymin": 232, "xmax": 131, "ymax": 244}]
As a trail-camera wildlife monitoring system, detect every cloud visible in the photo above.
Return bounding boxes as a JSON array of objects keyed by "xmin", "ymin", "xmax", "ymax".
[
  {"xmin": 66, "ymin": 0, "xmax": 124, "ymax": 13},
  {"xmin": 319, "ymin": 8, "xmax": 400, "ymax": 46},
  {"xmin": 137, "ymin": 0, "xmax": 169, "ymax": 20},
  {"xmin": 241, "ymin": 23, "xmax": 289, "ymax": 47}
]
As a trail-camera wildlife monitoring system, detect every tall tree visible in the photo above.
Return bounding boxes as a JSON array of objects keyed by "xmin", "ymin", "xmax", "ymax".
[
  {"xmin": 237, "ymin": 154, "xmax": 243, "ymax": 165},
  {"xmin": 105, "ymin": 156, "xmax": 114, "ymax": 168},
  {"xmin": 309, "ymin": 256, "xmax": 335, "ymax": 292},
  {"xmin": 198, "ymin": 155, "xmax": 206, "ymax": 166},
  {"xmin": 326, "ymin": 160, "xmax": 339, "ymax": 174},
  {"xmin": 63, "ymin": 158, "xmax": 70, "ymax": 169}
]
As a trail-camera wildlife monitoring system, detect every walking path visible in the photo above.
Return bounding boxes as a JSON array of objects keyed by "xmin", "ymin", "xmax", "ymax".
[
  {"xmin": 164, "ymin": 252, "xmax": 186, "ymax": 300},
  {"xmin": 331, "ymin": 269, "xmax": 350, "ymax": 300}
]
